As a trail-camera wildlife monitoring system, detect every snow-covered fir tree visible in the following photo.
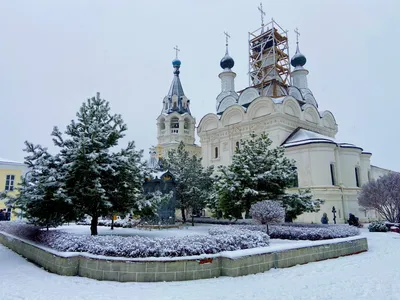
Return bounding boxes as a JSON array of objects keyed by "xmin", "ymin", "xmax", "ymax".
[
  {"xmin": 215, "ymin": 133, "xmax": 323, "ymax": 220},
  {"xmin": 2, "ymin": 142, "xmax": 75, "ymax": 229},
  {"xmin": 162, "ymin": 142, "xmax": 214, "ymax": 223},
  {"xmin": 106, "ymin": 141, "xmax": 146, "ymax": 229},
  {"xmin": 52, "ymin": 93, "xmax": 145, "ymax": 235}
]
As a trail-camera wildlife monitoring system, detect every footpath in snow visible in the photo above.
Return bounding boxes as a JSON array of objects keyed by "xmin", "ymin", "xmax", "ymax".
[{"xmin": 0, "ymin": 228, "xmax": 399, "ymax": 300}]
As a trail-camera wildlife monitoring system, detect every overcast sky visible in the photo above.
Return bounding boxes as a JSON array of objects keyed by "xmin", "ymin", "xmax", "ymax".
[{"xmin": 1, "ymin": 0, "xmax": 399, "ymax": 171}]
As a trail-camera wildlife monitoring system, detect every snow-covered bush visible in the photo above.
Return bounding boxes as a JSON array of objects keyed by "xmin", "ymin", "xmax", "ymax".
[
  {"xmin": 0, "ymin": 221, "xmax": 41, "ymax": 240},
  {"xmin": 250, "ymin": 200, "xmax": 285, "ymax": 225},
  {"xmin": 237, "ymin": 224, "xmax": 359, "ymax": 241},
  {"xmin": 0, "ymin": 222, "xmax": 270, "ymax": 258},
  {"xmin": 368, "ymin": 221, "xmax": 388, "ymax": 232}
]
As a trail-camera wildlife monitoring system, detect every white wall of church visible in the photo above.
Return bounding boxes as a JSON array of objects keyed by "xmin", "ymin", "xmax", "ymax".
[
  {"xmin": 370, "ymin": 165, "xmax": 392, "ymax": 180},
  {"xmin": 286, "ymin": 144, "xmax": 336, "ymax": 187},
  {"xmin": 197, "ymin": 95, "xmax": 393, "ymax": 224}
]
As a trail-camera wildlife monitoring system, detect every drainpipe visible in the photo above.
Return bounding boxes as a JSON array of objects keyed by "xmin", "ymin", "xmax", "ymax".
[{"xmin": 334, "ymin": 145, "xmax": 346, "ymax": 223}]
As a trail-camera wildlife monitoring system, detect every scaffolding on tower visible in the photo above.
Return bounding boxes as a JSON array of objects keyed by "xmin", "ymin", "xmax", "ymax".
[{"xmin": 248, "ymin": 18, "xmax": 291, "ymax": 98}]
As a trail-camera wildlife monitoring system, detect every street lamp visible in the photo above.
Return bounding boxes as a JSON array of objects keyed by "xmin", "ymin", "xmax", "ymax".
[{"xmin": 332, "ymin": 206, "xmax": 337, "ymax": 224}]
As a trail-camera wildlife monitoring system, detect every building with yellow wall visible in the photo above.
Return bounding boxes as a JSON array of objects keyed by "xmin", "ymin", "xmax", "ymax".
[{"xmin": 0, "ymin": 157, "xmax": 27, "ymax": 220}]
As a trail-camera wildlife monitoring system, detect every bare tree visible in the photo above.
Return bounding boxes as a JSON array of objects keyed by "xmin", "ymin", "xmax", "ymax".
[
  {"xmin": 358, "ymin": 172, "xmax": 400, "ymax": 223},
  {"xmin": 250, "ymin": 200, "xmax": 285, "ymax": 234}
]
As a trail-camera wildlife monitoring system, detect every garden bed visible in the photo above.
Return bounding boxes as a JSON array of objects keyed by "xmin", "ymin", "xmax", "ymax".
[
  {"xmin": 0, "ymin": 221, "xmax": 360, "ymax": 258},
  {"xmin": 0, "ymin": 222, "xmax": 269, "ymax": 258}
]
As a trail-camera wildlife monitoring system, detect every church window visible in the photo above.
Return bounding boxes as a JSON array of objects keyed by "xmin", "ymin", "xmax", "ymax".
[
  {"xmin": 235, "ymin": 141, "xmax": 240, "ymax": 151},
  {"xmin": 288, "ymin": 167, "xmax": 298, "ymax": 188},
  {"xmin": 214, "ymin": 147, "xmax": 219, "ymax": 159},
  {"xmin": 355, "ymin": 167, "xmax": 360, "ymax": 187},
  {"xmin": 330, "ymin": 163, "xmax": 336, "ymax": 185},
  {"xmin": 159, "ymin": 122, "xmax": 165, "ymax": 130}
]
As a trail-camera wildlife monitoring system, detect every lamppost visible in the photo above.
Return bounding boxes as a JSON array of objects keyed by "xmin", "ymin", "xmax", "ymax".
[{"xmin": 332, "ymin": 206, "xmax": 337, "ymax": 224}]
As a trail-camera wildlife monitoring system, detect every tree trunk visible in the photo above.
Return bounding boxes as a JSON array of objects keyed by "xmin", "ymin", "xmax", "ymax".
[
  {"xmin": 91, "ymin": 216, "xmax": 98, "ymax": 236},
  {"xmin": 181, "ymin": 207, "xmax": 186, "ymax": 223},
  {"xmin": 111, "ymin": 217, "xmax": 114, "ymax": 230},
  {"xmin": 266, "ymin": 223, "xmax": 269, "ymax": 235},
  {"xmin": 191, "ymin": 215, "xmax": 195, "ymax": 227}
]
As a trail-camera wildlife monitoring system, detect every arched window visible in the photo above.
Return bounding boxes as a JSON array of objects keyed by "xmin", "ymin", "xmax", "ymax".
[
  {"xmin": 288, "ymin": 166, "xmax": 298, "ymax": 188},
  {"xmin": 235, "ymin": 141, "xmax": 240, "ymax": 151},
  {"xmin": 355, "ymin": 167, "xmax": 360, "ymax": 187},
  {"xmin": 330, "ymin": 163, "xmax": 336, "ymax": 185},
  {"xmin": 159, "ymin": 119, "xmax": 166, "ymax": 130},
  {"xmin": 184, "ymin": 119, "xmax": 190, "ymax": 129},
  {"xmin": 171, "ymin": 117, "xmax": 179, "ymax": 128},
  {"xmin": 214, "ymin": 147, "xmax": 219, "ymax": 159}
]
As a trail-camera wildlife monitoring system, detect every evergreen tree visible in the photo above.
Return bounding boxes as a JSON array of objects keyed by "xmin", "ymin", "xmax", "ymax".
[
  {"xmin": 106, "ymin": 142, "xmax": 146, "ymax": 229},
  {"xmin": 1, "ymin": 142, "xmax": 75, "ymax": 229},
  {"xmin": 52, "ymin": 93, "xmax": 144, "ymax": 235},
  {"xmin": 215, "ymin": 133, "xmax": 323, "ymax": 220},
  {"xmin": 162, "ymin": 142, "xmax": 214, "ymax": 224}
]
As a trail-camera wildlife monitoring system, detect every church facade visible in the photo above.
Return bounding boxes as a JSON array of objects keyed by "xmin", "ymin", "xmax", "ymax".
[{"xmin": 196, "ymin": 19, "xmax": 391, "ymax": 224}]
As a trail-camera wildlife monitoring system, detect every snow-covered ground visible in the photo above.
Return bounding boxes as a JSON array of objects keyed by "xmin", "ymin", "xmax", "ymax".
[
  {"xmin": 0, "ymin": 228, "xmax": 399, "ymax": 300},
  {"xmin": 57, "ymin": 224, "xmax": 214, "ymax": 238}
]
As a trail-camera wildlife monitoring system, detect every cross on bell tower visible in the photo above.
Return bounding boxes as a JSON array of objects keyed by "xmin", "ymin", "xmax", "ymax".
[
  {"xmin": 258, "ymin": 2, "xmax": 266, "ymax": 28},
  {"xmin": 173, "ymin": 45, "xmax": 180, "ymax": 59}
]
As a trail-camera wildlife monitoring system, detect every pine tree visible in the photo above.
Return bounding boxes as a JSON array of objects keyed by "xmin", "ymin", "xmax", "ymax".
[
  {"xmin": 52, "ymin": 93, "xmax": 144, "ymax": 235},
  {"xmin": 162, "ymin": 142, "xmax": 214, "ymax": 224},
  {"xmin": 215, "ymin": 133, "xmax": 323, "ymax": 220},
  {"xmin": 1, "ymin": 142, "xmax": 75, "ymax": 229},
  {"xmin": 106, "ymin": 142, "xmax": 146, "ymax": 229}
]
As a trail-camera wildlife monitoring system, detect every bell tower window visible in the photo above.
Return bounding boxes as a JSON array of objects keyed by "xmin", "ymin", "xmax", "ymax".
[
  {"xmin": 214, "ymin": 147, "xmax": 219, "ymax": 159},
  {"xmin": 184, "ymin": 120, "xmax": 190, "ymax": 129},
  {"xmin": 171, "ymin": 117, "xmax": 179, "ymax": 134}
]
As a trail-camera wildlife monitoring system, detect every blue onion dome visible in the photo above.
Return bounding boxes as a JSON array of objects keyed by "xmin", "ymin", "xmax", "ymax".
[
  {"xmin": 220, "ymin": 53, "xmax": 235, "ymax": 70},
  {"xmin": 291, "ymin": 46, "xmax": 307, "ymax": 67},
  {"xmin": 172, "ymin": 58, "xmax": 181, "ymax": 67}
]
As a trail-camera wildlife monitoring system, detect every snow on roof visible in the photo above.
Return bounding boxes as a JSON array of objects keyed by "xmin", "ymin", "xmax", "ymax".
[
  {"xmin": 0, "ymin": 157, "xmax": 24, "ymax": 165},
  {"xmin": 282, "ymin": 129, "xmax": 362, "ymax": 150}
]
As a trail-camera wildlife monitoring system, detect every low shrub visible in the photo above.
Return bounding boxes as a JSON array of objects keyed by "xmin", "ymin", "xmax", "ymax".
[
  {"xmin": 368, "ymin": 221, "xmax": 388, "ymax": 232},
  {"xmin": 237, "ymin": 224, "xmax": 359, "ymax": 241},
  {"xmin": 0, "ymin": 222, "xmax": 269, "ymax": 258}
]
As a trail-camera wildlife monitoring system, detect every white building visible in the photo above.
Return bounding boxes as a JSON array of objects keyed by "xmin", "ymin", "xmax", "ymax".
[
  {"xmin": 197, "ymin": 19, "xmax": 392, "ymax": 224},
  {"xmin": 155, "ymin": 57, "xmax": 201, "ymax": 159}
]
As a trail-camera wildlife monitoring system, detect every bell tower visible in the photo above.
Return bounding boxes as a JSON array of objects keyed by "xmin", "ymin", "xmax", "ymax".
[
  {"xmin": 248, "ymin": 3, "xmax": 291, "ymax": 98},
  {"xmin": 155, "ymin": 47, "xmax": 201, "ymax": 159}
]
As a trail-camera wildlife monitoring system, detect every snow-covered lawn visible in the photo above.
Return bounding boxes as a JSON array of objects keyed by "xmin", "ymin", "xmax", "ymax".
[
  {"xmin": 1, "ymin": 228, "xmax": 399, "ymax": 300},
  {"xmin": 57, "ymin": 224, "xmax": 214, "ymax": 238}
]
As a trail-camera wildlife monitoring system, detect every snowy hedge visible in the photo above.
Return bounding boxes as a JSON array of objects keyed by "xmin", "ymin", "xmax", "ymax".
[
  {"xmin": 368, "ymin": 221, "xmax": 388, "ymax": 232},
  {"xmin": 0, "ymin": 222, "xmax": 269, "ymax": 258},
  {"xmin": 238, "ymin": 224, "xmax": 360, "ymax": 241}
]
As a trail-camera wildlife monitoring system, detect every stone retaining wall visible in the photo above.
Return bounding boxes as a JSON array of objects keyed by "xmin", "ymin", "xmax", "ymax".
[{"xmin": 0, "ymin": 232, "xmax": 368, "ymax": 282}]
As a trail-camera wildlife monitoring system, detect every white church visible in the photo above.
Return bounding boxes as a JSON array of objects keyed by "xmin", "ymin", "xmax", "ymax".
[{"xmin": 155, "ymin": 15, "xmax": 392, "ymax": 224}]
